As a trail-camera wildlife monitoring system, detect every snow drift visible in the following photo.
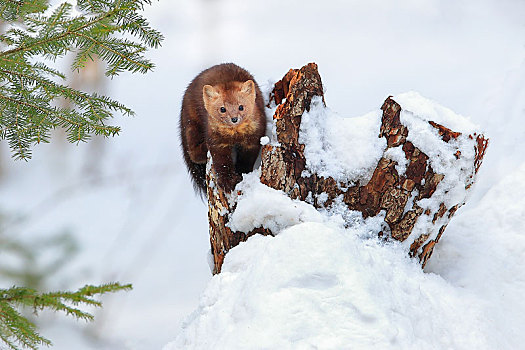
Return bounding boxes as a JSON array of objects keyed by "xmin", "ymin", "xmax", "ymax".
[{"xmin": 166, "ymin": 221, "xmax": 496, "ymax": 350}]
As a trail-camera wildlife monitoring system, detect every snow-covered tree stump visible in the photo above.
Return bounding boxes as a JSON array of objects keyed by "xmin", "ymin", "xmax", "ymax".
[
  {"xmin": 207, "ymin": 63, "xmax": 488, "ymax": 274},
  {"xmin": 206, "ymin": 162, "xmax": 272, "ymax": 274}
]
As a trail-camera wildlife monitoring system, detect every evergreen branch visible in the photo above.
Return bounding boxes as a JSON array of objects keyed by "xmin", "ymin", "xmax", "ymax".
[
  {"xmin": 0, "ymin": 93, "xmax": 121, "ymax": 141},
  {"xmin": 73, "ymin": 31, "xmax": 153, "ymax": 75},
  {"xmin": 117, "ymin": 11, "xmax": 163, "ymax": 48},
  {"xmin": 0, "ymin": 283, "xmax": 132, "ymax": 349},
  {"xmin": 0, "ymin": 0, "xmax": 48, "ymax": 22},
  {"xmin": 0, "ymin": 93, "xmax": 76, "ymax": 127},
  {"xmin": 0, "ymin": 0, "xmax": 22, "ymax": 8},
  {"xmin": 0, "ymin": 298, "xmax": 50, "ymax": 349},
  {"xmin": 0, "ymin": 0, "xmax": 162, "ymax": 159},
  {"xmin": 0, "ymin": 9, "xmax": 114, "ymax": 58},
  {"xmin": 1, "ymin": 1, "xmax": 160, "ymax": 61},
  {"xmin": 13, "ymin": 102, "xmax": 25, "ymax": 160},
  {"xmin": 29, "ymin": 62, "xmax": 66, "ymax": 80},
  {"xmin": 0, "ymin": 67, "xmax": 133, "ymax": 117}
]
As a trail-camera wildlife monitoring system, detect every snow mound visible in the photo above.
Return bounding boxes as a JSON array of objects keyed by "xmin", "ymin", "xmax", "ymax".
[
  {"xmin": 165, "ymin": 221, "xmax": 495, "ymax": 350},
  {"xmin": 426, "ymin": 161, "xmax": 525, "ymax": 348}
]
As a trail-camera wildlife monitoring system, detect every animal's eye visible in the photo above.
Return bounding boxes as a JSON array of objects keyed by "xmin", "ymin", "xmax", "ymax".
[
  {"xmin": 239, "ymin": 105, "xmax": 244, "ymax": 111},
  {"xmin": 220, "ymin": 107, "xmax": 226, "ymax": 113}
]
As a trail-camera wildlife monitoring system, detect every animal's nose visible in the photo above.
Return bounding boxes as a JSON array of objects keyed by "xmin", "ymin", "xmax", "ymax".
[{"xmin": 231, "ymin": 117, "xmax": 238, "ymax": 123}]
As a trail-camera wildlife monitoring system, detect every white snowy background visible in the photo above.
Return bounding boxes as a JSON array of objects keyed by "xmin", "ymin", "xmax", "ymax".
[{"xmin": 0, "ymin": 0, "xmax": 524, "ymax": 349}]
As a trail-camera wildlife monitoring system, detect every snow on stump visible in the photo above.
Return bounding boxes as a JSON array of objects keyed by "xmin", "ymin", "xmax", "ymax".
[{"xmin": 207, "ymin": 63, "xmax": 488, "ymax": 274}]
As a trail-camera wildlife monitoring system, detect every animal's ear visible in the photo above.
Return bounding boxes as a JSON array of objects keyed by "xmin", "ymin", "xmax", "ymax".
[
  {"xmin": 241, "ymin": 80, "xmax": 255, "ymax": 98},
  {"xmin": 203, "ymin": 85, "xmax": 219, "ymax": 101}
]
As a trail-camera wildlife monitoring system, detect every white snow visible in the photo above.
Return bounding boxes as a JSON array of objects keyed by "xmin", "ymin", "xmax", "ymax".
[
  {"xmin": 228, "ymin": 172, "xmax": 322, "ymax": 233},
  {"xmin": 299, "ymin": 97, "xmax": 386, "ymax": 184},
  {"xmin": 165, "ymin": 221, "xmax": 496, "ymax": 350},
  {"xmin": 426, "ymin": 162, "xmax": 525, "ymax": 347},
  {"xmin": 259, "ymin": 136, "xmax": 270, "ymax": 146},
  {"xmin": 394, "ymin": 91, "xmax": 479, "ymax": 135},
  {"xmin": 384, "ymin": 146, "xmax": 409, "ymax": 175}
]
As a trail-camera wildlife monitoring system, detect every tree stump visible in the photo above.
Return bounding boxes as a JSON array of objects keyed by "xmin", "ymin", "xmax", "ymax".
[{"xmin": 207, "ymin": 63, "xmax": 488, "ymax": 274}]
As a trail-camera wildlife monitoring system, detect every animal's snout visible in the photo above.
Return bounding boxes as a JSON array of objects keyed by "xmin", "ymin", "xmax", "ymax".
[{"xmin": 231, "ymin": 117, "xmax": 238, "ymax": 123}]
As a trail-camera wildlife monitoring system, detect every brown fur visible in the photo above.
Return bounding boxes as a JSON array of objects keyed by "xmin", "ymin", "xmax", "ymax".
[{"xmin": 180, "ymin": 63, "xmax": 266, "ymax": 195}]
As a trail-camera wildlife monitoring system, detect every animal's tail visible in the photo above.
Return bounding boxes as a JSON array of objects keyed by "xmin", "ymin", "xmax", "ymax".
[{"xmin": 188, "ymin": 161, "xmax": 207, "ymax": 198}]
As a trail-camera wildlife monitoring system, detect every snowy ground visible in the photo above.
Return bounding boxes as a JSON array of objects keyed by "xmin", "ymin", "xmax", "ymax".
[{"xmin": 0, "ymin": 0, "xmax": 524, "ymax": 349}]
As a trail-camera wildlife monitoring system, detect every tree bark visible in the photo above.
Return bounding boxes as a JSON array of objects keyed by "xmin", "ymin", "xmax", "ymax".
[
  {"xmin": 207, "ymin": 63, "xmax": 488, "ymax": 274},
  {"xmin": 206, "ymin": 161, "xmax": 272, "ymax": 274}
]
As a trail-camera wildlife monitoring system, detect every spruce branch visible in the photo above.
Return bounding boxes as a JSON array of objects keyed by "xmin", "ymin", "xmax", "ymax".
[
  {"xmin": 0, "ymin": 0, "xmax": 163, "ymax": 159},
  {"xmin": 0, "ymin": 283, "xmax": 132, "ymax": 349},
  {"xmin": 0, "ymin": 0, "xmax": 48, "ymax": 22}
]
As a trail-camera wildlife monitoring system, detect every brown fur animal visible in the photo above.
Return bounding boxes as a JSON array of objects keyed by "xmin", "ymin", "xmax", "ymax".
[{"xmin": 180, "ymin": 63, "xmax": 266, "ymax": 195}]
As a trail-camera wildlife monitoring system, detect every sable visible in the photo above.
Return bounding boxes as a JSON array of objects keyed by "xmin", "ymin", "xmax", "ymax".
[{"xmin": 180, "ymin": 63, "xmax": 266, "ymax": 195}]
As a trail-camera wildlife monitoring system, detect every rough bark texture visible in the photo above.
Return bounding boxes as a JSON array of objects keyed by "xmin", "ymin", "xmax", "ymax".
[
  {"xmin": 207, "ymin": 63, "xmax": 488, "ymax": 274},
  {"xmin": 206, "ymin": 162, "xmax": 272, "ymax": 274}
]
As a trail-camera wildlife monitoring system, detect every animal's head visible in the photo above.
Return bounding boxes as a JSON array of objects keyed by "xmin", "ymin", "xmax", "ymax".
[{"xmin": 203, "ymin": 80, "xmax": 256, "ymax": 127}]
